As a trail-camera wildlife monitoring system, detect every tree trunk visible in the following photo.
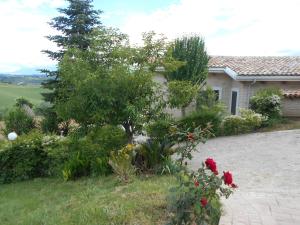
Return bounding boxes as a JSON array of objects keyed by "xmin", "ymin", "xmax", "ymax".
[
  {"xmin": 123, "ymin": 122, "xmax": 134, "ymax": 144},
  {"xmin": 181, "ymin": 107, "xmax": 186, "ymax": 117}
]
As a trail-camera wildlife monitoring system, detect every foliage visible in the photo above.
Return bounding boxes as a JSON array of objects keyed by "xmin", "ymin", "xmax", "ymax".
[
  {"xmin": 15, "ymin": 97, "xmax": 33, "ymax": 108},
  {"xmin": 168, "ymin": 80, "xmax": 199, "ymax": 116},
  {"xmin": 146, "ymin": 117, "xmax": 175, "ymax": 143},
  {"xmin": 168, "ymin": 36, "xmax": 209, "ymax": 84},
  {"xmin": 166, "ymin": 124, "xmax": 236, "ymax": 224},
  {"xmin": 250, "ymin": 87, "xmax": 282, "ymax": 119},
  {"xmin": 109, "ymin": 144, "xmax": 136, "ymax": 183},
  {"xmin": 178, "ymin": 106, "xmax": 223, "ymax": 135},
  {"xmin": 221, "ymin": 109, "xmax": 265, "ymax": 135},
  {"xmin": 134, "ymin": 140, "xmax": 174, "ymax": 173},
  {"xmin": 172, "ymin": 126, "xmax": 212, "ymax": 166},
  {"xmin": 87, "ymin": 125, "xmax": 127, "ymax": 150},
  {"xmin": 3, "ymin": 107, "xmax": 35, "ymax": 135},
  {"xmin": 0, "ymin": 132, "xmax": 48, "ymax": 183},
  {"xmin": 196, "ymin": 86, "xmax": 219, "ymax": 109},
  {"xmin": 56, "ymin": 31, "xmax": 169, "ymax": 143},
  {"xmin": 167, "ymin": 160, "xmax": 236, "ymax": 225},
  {"xmin": 62, "ymin": 151, "xmax": 90, "ymax": 181},
  {"xmin": 42, "ymin": 0, "xmax": 102, "ymax": 102},
  {"xmin": 41, "ymin": 0, "xmax": 102, "ymax": 133},
  {"xmin": 41, "ymin": 107, "xmax": 60, "ymax": 134}
]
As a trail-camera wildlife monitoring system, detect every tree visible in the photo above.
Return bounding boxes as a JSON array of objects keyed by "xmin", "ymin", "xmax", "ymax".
[
  {"xmin": 41, "ymin": 0, "xmax": 102, "ymax": 132},
  {"xmin": 168, "ymin": 36, "xmax": 209, "ymax": 84},
  {"xmin": 55, "ymin": 31, "xmax": 169, "ymax": 143},
  {"xmin": 168, "ymin": 80, "xmax": 199, "ymax": 117}
]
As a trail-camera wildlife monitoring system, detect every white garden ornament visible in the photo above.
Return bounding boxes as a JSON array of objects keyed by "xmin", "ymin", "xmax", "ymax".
[{"xmin": 8, "ymin": 132, "xmax": 18, "ymax": 141}]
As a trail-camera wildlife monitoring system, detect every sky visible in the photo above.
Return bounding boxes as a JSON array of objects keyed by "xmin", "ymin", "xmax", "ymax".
[{"xmin": 1, "ymin": 0, "xmax": 300, "ymax": 74}]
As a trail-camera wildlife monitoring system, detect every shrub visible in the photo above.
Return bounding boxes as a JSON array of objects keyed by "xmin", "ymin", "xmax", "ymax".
[
  {"xmin": 15, "ymin": 97, "xmax": 33, "ymax": 108},
  {"xmin": 3, "ymin": 107, "xmax": 35, "ymax": 135},
  {"xmin": 62, "ymin": 151, "xmax": 90, "ymax": 181},
  {"xmin": 134, "ymin": 140, "xmax": 173, "ymax": 173},
  {"xmin": 167, "ymin": 159, "xmax": 237, "ymax": 225},
  {"xmin": 0, "ymin": 132, "xmax": 49, "ymax": 183},
  {"xmin": 250, "ymin": 88, "xmax": 282, "ymax": 119},
  {"xmin": 146, "ymin": 118, "xmax": 174, "ymax": 143},
  {"xmin": 109, "ymin": 144, "xmax": 136, "ymax": 183},
  {"xmin": 221, "ymin": 109, "xmax": 265, "ymax": 135},
  {"xmin": 178, "ymin": 106, "xmax": 223, "ymax": 135},
  {"xmin": 196, "ymin": 86, "xmax": 218, "ymax": 109},
  {"xmin": 87, "ymin": 125, "xmax": 127, "ymax": 151}
]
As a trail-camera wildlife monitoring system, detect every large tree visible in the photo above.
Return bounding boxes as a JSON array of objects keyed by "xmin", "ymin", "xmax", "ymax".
[
  {"xmin": 56, "ymin": 31, "xmax": 170, "ymax": 142},
  {"xmin": 168, "ymin": 36, "xmax": 209, "ymax": 84},
  {"xmin": 41, "ymin": 0, "xmax": 102, "ymax": 132},
  {"xmin": 42, "ymin": 0, "xmax": 102, "ymax": 102}
]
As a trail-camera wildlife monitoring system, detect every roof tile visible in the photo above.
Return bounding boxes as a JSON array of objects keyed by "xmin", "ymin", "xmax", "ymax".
[{"xmin": 209, "ymin": 56, "xmax": 300, "ymax": 76}]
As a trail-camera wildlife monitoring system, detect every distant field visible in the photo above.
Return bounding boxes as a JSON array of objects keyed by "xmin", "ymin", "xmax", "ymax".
[{"xmin": 0, "ymin": 83, "xmax": 44, "ymax": 111}]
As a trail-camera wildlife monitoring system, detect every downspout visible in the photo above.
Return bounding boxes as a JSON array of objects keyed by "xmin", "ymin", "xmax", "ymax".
[{"xmin": 247, "ymin": 79, "xmax": 256, "ymax": 108}]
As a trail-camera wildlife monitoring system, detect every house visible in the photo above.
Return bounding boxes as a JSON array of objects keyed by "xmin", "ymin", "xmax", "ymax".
[{"xmin": 208, "ymin": 56, "xmax": 300, "ymax": 117}]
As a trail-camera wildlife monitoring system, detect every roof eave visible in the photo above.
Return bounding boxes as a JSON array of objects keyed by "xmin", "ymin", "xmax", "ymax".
[
  {"xmin": 236, "ymin": 75, "xmax": 300, "ymax": 81},
  {"xmin": 208, "ymin": 67, "xmax": 300, "ymax": 81}
]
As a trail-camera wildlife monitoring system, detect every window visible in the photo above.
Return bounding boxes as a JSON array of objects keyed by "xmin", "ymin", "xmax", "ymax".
[
  {"xmin": 212, "ymin": 87, "xmax": 222, "ymax": 101},
  {"xmin": 230, "ymin": 89, "xmax": 239, "ymax": 115}
]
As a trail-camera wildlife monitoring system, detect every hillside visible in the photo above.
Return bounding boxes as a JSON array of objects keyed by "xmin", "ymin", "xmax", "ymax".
[{"xmin": 0, "ymin": 83, "xmax": 44, "ymax": 111}]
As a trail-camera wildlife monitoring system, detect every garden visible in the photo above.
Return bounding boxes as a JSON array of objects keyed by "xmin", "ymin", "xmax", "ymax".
[{"xmin": 0, "ymin": 1, "xmax": 287, "ymax": 224}]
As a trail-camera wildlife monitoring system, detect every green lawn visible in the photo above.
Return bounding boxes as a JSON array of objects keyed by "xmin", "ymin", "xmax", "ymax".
[
  {"xmin": 0, "ymin": 83, "xmax": 44, "ymax": 111},
  {"xmin": 0, "ymin": 176, "xmax": 176, "ymax": 225}
]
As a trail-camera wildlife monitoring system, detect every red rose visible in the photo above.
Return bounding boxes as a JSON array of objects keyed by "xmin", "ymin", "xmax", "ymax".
[
  {"xmin": 187, "ymin": 133, "xmax": 194, "ymax": 142},
  {"xmin": 231, "ymin": 183, "xmax": 238, "ymax": 188},
  {"xmin": 200, "ymin": 197, "xmax": 208, "ymax": 207},
  {"xmin": 223, "ymin": 171, "xmax": 233, "ymax": 185},
  {"xmin": 194, "ymin": 180, "xmax": 199, "ymax": 187},
  {"xmin": 205, "ymin": 158, "xmax": 218, "ymax": 174}
]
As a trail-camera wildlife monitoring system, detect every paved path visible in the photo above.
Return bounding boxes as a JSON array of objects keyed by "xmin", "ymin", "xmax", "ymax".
[{"xmin": 190, "ymin": 130, "xmax": 300, "ymax": 225}]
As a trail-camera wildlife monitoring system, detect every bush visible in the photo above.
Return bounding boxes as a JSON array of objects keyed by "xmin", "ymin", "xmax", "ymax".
[
  {"xmin": 0, "ymin": 132, "xmax": 49, "ymax": 183},
  {"xmin": 250, "ymin": 88, "xmax": 282, "ymax": 119},
  {"xmin": 109, "ymin": 144, "xmax": 136, "ymax": 183},
  {"xmin": 4, "ymin": 107, "xmax": 35, "ymax": 135},
  {"xmin": 87, "ymin": 125, "xmax": 127, "ymax": 151},
  {"xmin": 58, "ymin": 126, "xmax": 127, "ymax": 181},
  {"xmin": 196, "ymin": 86, "xmax": 218, "ymax": 109},
  {"xmin": 178, "ymin": 106, "xmax": 223, "ymax": 135},
  {"xmin": 146, "ymin": 118, "xmax": 174, "ymax": 143},
  {"xmin": 134, "ymin": 140, "xmax": 174, "ymax": 173},
  {"xmin": 167, "ymin": 160, "xmax": 237, "ymax": 224},
  {"xmin": 221, "ymin": 109, "xmax": 265, "ymax": 135}
]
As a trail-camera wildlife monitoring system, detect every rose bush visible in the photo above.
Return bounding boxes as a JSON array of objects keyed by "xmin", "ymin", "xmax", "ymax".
[
  {"xmin": 165, "ymin": 123, "xmax": 237, "ymax": 224},
  {"xmin": 167, "ymin": 158, "xmax": 237, "ymax": 225}
]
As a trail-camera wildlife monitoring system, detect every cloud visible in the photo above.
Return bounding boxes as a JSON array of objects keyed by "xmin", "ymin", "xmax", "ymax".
[
  {"xmin": 0, "ymin": 0, "xmax": 65, "ymax": 74},
  {"xmin": 121, "ymin": 0, "xmax": 300, "ymax": 56}
]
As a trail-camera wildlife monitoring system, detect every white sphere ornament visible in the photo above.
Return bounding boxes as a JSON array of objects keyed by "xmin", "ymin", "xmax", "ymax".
[{"xmin": 8, "ymin": 132, "xmax": 18, "ymax": 141}]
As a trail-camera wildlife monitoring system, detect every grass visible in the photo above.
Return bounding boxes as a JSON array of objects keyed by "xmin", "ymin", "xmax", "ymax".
[
  {"xmin": 0, "ymin": 176, "xmax": 176, "ymax": 225},
  {"xmin": 0, "ymin": 83, "xmax": 44, "ymax": 112},
  {"xmin": 258, "ymin": 117, "xmax": 300, "ymax": 132}
]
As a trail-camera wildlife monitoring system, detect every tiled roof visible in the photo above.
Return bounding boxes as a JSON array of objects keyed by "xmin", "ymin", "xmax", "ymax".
[
  {"xmin": 209, "ymin": 56, "xmax": 300, "ymax": 76},
  {"xmin": 283, "ymin": 90, "xmax": 300, "ymax": 98}
]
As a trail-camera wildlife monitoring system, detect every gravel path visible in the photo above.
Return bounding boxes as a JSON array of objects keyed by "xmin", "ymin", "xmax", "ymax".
[{"xmin": 190, "ymin": 130, "xmax": 300, "ymax": 225}]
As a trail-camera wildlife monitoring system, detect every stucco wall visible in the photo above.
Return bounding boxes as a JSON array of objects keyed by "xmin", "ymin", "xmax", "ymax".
[
  {"xmin": 207, "ymin": 73, "xmax": 300, "ymax": 117},
  {"xmin": 251, "ymin": 81, "xmax": 300, "ymax": 117},
  {"xmin": 207, "ymin": 73, "xmax": 248, "ymax": 114}
]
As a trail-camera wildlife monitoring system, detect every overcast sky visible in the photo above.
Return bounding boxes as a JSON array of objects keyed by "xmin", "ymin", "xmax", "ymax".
[{"xmin": 1, "ymin": 0, "xmax": 300, "ymax": 74}]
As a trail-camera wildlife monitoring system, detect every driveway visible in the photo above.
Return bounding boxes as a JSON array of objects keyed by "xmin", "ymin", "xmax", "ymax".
[{"xmin": 190, "ymin": 130, "xmax": 300, "ymax": 225}]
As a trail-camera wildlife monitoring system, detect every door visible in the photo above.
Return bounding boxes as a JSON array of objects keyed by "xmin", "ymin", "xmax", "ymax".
[{"xmin": 231, "ymin": 90, "xmax": 238, "ymax": 115}]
